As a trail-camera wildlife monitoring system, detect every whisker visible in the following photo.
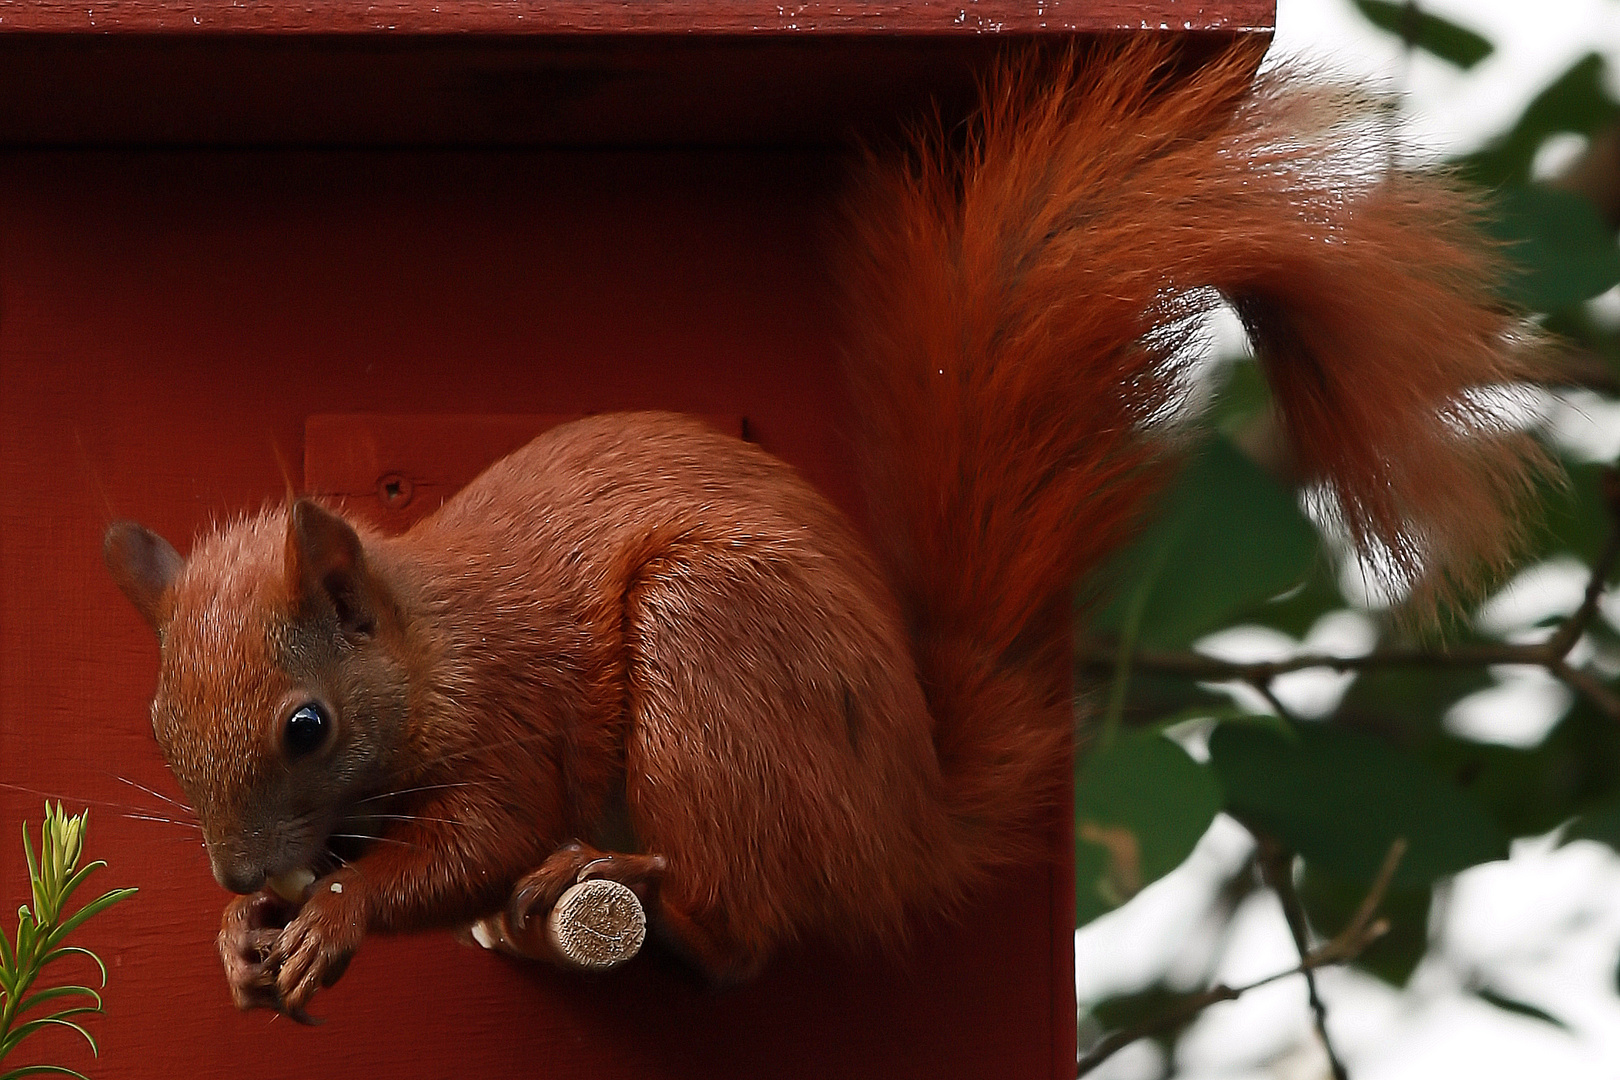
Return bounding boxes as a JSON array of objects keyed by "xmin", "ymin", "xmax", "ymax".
[
  {"xmin": 123, "ymin": 812, "xmax": 202, "ymax": 831},
  {"xmin": 109, "ymin": 773, "xmax": 195, "ymax": 815},
  {"xmin": 0, "ymin": 780, "xmax": 176, "ymax": 817},
  {"xmin": 355, "ymin": 782, "xmax": 481, "ymax": 804},
  {"xmin": 345, "ymin": 813, "xmax": 472, "ymax": 827}
]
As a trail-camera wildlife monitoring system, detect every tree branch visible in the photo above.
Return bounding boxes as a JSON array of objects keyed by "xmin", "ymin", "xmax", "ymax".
[
  {"xmin": 1258, "ymin": 837, "xmax": 1348, "ymax": 1080},
  {"xmin": 1075, "ymin": 840, "xmax": 1406, "ymax": 1078},
  {"xmin": 1081, "ymin": 625, "xmax": 1620, "ymax": 723},
  {"xmin": 1546, "ymin": 509, "xmax": 1620, "ymax": 660},
  {"xmin": 1083, "ymin": 469, "xmax": 1620, "ymax": 722}
]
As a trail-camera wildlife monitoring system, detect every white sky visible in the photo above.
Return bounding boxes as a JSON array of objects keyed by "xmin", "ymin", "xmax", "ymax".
[{"xmin": 1275, "ymin": 0, "xmax": 1620, "ymax": 156}]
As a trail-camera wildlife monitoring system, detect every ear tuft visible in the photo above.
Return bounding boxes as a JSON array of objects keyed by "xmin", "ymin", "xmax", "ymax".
[
  {"xmin": 286, "ymin": 499, "xmax": 379, "ymax": 638},
  {"xmin": 104, "ymin": 521, "xmax": 183, "ymax": 631}
]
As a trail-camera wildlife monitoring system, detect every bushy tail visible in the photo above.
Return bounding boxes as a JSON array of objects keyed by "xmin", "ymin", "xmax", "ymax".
[{"xmin": 839, "ymin": 39, "xmax": 1546, "ymax": 874}]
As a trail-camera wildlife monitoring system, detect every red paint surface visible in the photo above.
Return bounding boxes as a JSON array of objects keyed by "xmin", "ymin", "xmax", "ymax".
[
  {"xmin": 0, "ymin": 147, "xmax": 1076, "ymax": 1077},
  {"xmin": 304, "ymin": 413, "xmax": 747, "ymax": 531},
  {"xmin": 0, "ymin": 0, "xmax": 1274, "ymax": 148},
  {"xmin": 0, "ymin": 0, "xmax": 1274, "ymax": 34}
]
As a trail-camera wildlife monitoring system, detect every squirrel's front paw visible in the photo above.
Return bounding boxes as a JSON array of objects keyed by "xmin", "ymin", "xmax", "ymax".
[
  {"xmin": 266, "ymin": 871, "xmax": 367, "ymax": 1020},
  {"xmin": 219, "ymin": 890, "xmax": 296, "ymax": 1014}
]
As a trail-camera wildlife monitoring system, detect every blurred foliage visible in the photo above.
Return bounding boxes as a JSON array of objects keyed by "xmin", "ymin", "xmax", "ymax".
[
  {"xmin": 1210, "ymin": 721, "xmax": 1507, "ymax": 889},
  {"xmin": 1350, "ymin": 0, "xmax": 1493, "ymax": 70},
  {"xmin": 1075, "ymin": 3, "xmax": 1620, "ymax": 1059},
  {"xmin": 1090, "ymin": 438, "xmax": 1321, "ymax": 652},
  {"xmin": 1076, "ymin": 731, "xmax": 1223, "ymax": 924},
  {"xmin": 1461, "ymin": 54, "xmax": 1620, "ymax": 188},
  {"xmin": 1487, "ymin": 186, "xmax": 1620, "ymax": 311},
  {"xmin": 1295, "ymin": 868, "xmax": 1432, "ymax": 984}
]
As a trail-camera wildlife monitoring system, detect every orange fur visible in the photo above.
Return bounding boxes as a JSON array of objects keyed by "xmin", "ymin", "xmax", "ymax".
[{"xmin": 104, "ymin": 40, "xmax": 1547, "ymax": 1015}]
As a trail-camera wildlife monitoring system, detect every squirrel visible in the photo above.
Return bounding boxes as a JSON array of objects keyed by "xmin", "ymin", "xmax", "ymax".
[{"xmin": 102, "ymin": 39, "xmax": 1545, "ymax": 1020}]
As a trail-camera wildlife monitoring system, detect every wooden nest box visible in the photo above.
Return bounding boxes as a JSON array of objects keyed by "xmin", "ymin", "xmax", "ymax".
[{"xmin": 0, "ymin": 2, "xmax": 1273, "ymax": 1077}]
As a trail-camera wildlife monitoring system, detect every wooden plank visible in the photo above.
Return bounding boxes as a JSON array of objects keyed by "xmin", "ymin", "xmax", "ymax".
[{"xmin": 0, "ymin": 0, "xmax": 1274, "ymax": 35}]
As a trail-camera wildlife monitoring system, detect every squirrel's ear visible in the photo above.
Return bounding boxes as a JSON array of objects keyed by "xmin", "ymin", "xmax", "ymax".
[
  {"xmin": 104, "ymin": 521, "xmax": 183, "ymax": 631},
  {"xmin": 286, "ymin": 498, "xmax": 383, "ymax": 639}
]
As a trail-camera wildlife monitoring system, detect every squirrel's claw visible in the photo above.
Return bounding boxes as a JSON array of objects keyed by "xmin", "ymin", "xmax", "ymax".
[
  {"xmin": 285, "ymin": 1005, "xmax": 326, "ymax": 1027},
  {"xmin": 219, "ymin": 890, "xmax": 294, "ymax": 1014},
  {"xmin": 267, "ymin": 877, "xmax": 363, "ymax": 1016},
  {"xmin": 212, "ymin": 870, "xmax": 365, "ymax": 1021}
]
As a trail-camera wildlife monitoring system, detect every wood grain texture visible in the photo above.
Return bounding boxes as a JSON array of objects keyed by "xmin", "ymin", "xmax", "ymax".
[
  {"xmin": 0, "ymin": 146, "xmax": 1075, "ymax": 1079},
  {"xmin": 0, "ymin": 0, "xmax": 1273, "ymax": 34}
]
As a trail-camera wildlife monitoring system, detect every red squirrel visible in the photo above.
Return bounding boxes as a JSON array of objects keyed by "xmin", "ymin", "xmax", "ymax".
[{"xmin": 102, "ymin": 41, "xmax": 1545, "ymax": 1019}]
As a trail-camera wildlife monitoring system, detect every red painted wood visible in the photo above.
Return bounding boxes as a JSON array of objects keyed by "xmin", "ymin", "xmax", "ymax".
[
  {"xmin": 0, "ymin": 31, "xmax": 1271, "ymax": 148},
  {"xmin": 0, "ymin": 0, "xmax": 1273, "ymax": 34},
  {"xmin": 304, "ymin": 413, "xmax": 746, "ymax": 530},
  {"xmin": 0, "ymin": 146, "xmax": 1076, "ymax": 1079},
  {"xmin": 0, "ymin": 6, "xmax": 1264, "ymax": 1074}
]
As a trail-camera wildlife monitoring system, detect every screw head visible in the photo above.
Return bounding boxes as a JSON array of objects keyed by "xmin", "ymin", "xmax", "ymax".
[{"xmin": 377, "ymin": 472, "xmax": 414, "ymax": 510}]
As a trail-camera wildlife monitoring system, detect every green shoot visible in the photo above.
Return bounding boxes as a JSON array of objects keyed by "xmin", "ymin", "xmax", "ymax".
[{"xmin": 0, "ymin": 803, "xmax": 136, "ymax": 1080}]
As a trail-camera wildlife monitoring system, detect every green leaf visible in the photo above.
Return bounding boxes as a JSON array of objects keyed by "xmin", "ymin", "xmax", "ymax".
[
  {"xmin": 1334, "ymin": 664, "xmax": 1496, "ymax": 741},
  {"xmin": 0, "ymin": 1067, "xmax": 94, "ymax": 1080},
  {"xmin": 1085, "ymin": 983, "xmax": 1209, "ymax": 1044},
  {"xmin": 1075, "ymin": 732, "xmax": 1223, "ymax": 925},
  {"xmin": 1527, "ymin": 462, "xmax": 1614, "ymax": 569},
  {"xmin": 49, "ymin": 863, "xmax": 103, "ymax": 920},
  {"xmin": 1351, "ymin": 0, "xmax": 1493, "ymax": 69},
  {"xmin": 1210, "ymin": 722, "xmax": 1507, "ymax": 887},
  {"xmin": 1439, "ymin": 699, "xmax": 1620, "ymax": 842},
  {"xmin": 1089, "ymin": 437, "xmax": 1321, "ymax": 649},
  {"xmin": 32, "ymin": 949, "xmax": 107, "ymax": 991},
  {"xmin": 48, "ymin": 888, "xmax": 136, "ymax": 950},
  {"xmin": 2, "ymin": 1016, "xmax": 98, "ymax": 1059},
  {"xmin": 15, "ymin": 914, "xmax": 37, "ymax": 970},
  {"xmin": 1564, "ymin": 796, "xmax": 1620, "ymax": 849},
  {"xmin": 1210, "ymin": 358, "xmax": 1273, "ymax": 436},
  {"xmin": 1243, "ymin": 567, "xmax": 1348, "ymax": 640},
  {"xmin": 1476, "ymin": 989, "xmax": 1568, "ymax": 1028},
  {"xmin": 1297, "ymin": 867, "xmax": 1432, "ymax": 986},
  {"xmin": 1463, "ymin": 54, "xmax": 1620, "ymax": 187},
  {"xmin": 1487, "ymin": 186, "xmax": 1620, "ymax": 312},
  {"xmin": 1092, "ymin": 671, "xmax": 1234, "ymax": 734},
  {"xmin": 13, "ymin": 986, "xmax": 100, "ymax": 1021},
  {"xmin": 20, "ymin": 827, "xmax": 39, "ymax": 920}
]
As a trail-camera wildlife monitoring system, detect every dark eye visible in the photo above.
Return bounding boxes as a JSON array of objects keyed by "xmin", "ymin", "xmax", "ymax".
[{"xmin": 283, "ymin": 703, "xmax": 331, "ymax": 758}]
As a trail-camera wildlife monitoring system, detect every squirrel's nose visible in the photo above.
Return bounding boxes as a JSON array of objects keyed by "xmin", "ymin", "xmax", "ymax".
[{"xmin": 209, "ymin": 849, "xmax": 266, "ymax": 895}]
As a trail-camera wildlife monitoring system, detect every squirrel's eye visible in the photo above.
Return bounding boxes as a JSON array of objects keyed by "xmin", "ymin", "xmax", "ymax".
[{"xmin": 283, "ymin": 703, "xmax": 330, "ymax": 758}]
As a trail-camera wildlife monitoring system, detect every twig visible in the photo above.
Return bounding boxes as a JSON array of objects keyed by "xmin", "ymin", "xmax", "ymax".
[
  {"xmin": 1549, "ymin": 657, "xmax": 1620, "ymax": 720},
  {"xmin": 1075, "ymin": 839, "xmax": 1406, "ymax": 1077},
  {"xmin": 1545, "ymin": 519, "xmax": 1620, "ymax": 659},
  {"xmin": 1258, "ymin": 837, "xmax": 1348, "ymax": 1080},
  {"xmin": 1251, "ymin": 679, "xmax": 1297, "ymax": 724},
  {"xmin": 1080, "ymin": 636, "xmax": 1620, "ymax": 722},
  {"xmin": 1083, "ymin": 467, "xmax": 1620, "ymax": 723}
]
